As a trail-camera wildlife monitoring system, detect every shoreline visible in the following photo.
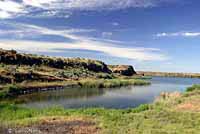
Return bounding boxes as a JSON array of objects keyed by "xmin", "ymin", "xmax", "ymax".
[
  {"xmin": 0, "ymin": 78, "xmax": 150, "ymax": 99},
  {"xmin": 137, "ymin": 71, "xmax": 200, "ymax": 78},
  {"xmin": 1, "ymin": 85, "xmax": 200, "ymax": 133}
]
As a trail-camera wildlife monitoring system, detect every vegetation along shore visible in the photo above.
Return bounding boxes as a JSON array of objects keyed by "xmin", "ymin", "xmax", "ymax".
[
  {"xmin": 0, "ymin": 49, "xmax": 150, "ymax": 99},
  {"xmin": 138, "ymin": 71, "xmax": 200, "ymax": 78},
  {"xmin": 1, "ymin": 85, "xmax": 200, "ymax": 134},
  {"xmin": 1, "ymin": 49, "xmax": 200, "ymax": 134}
]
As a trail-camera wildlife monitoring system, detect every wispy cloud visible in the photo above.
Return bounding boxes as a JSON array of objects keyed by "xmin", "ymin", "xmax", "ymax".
[
  {"xmin": 0, "ymin": 0, "xmax": 178, "ymax": 19},
  {"xmin": 0, "ymin": 22, "xmax": 95, "ymax": 40},
  {"xmin": 22, "ymin": 0, "xmax": 156, "ymax": 10},
  {"xmin": 0, "ymin": 0, "xmax": 25, "ymax": 18},
  {"xmin": 0, "ymin": 11, "xmax": 12, "ymax": 19},
  {"xmin": 0, "ymin": 1, "xmax": 24, "ymax": 13},
  {"xmin": 0, "ymin": 40, "xmax": 168, "ymax": 61},
  {"xmin": 0, "ymin": 23, "xmax": 168, "ymax": 61},
  {"xmin": 102, "ymin": 32, "xmax": 113, "ymax": 38},
  {"xmin": 23, "ymin": 0, "xmax": 58, "ymax": 8},
  {"xmin": 112, "ymin": 22, "xmax": 119, "ymax": 26},
  {"xmin": 156, "ymin": 32, "xmax": 200, "ymax": 37}
]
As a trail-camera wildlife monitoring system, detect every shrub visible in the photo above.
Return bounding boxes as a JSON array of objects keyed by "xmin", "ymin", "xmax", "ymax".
[
  {"xmin": 130, "ymin": 104, "xmax": 150, "ymax": 113},
  {"xmin": 186, "ymin": 84, "xmax": 200, "ymax": 92},
  {"xmin": 0, "ymin": 85, "xmax": 22, "ymax": 99},
  {"xmin": 96, "ymin": 73, "xmax": 113, "ymax": 79}
]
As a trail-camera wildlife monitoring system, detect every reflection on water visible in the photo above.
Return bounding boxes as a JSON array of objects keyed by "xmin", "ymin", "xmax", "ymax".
[
  {"xmin": 20, "ymin": 77, "xmax": 200, "ymax": 109},
  {"xmin": 17, "ymin": 88, "xmax": 104, "ymax": 104}
]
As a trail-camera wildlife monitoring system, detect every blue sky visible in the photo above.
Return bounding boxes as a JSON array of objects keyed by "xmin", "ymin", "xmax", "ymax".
[{"xmin": 0, "ymin": 0, "xmax": 200, "ymax": 72}]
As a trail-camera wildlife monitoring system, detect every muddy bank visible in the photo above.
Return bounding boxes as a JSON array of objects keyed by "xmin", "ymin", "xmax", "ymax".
[{"xmin": 1, "ymin": 118, "xmax": 100, "ymax": 134}]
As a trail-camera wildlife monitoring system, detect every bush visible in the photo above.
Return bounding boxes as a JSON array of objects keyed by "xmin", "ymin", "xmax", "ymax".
[
  {"xmin": 186, "ymin": 84, "xmax": 200, "ymax": 92},
  {"xmin": 131, "ymin": 104, "xmax": 150, "ymax": 113},
  {"xmin": 0, "ymin": 85, "xmax": 22, "ymax": 99},
  {"xmin": 96, "ymin": 73, "xmax": 113, "ymax": 79}
]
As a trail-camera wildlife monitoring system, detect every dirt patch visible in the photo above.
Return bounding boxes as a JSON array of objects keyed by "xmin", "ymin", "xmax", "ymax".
[
  {"xmin": 1, "ymin": 117, "xmax": 101, "ymax": 134},
  {"xmin": 176, "ymin": 98, "xmax": 200, "ymax": 112},
  {"xmin": 156, "ymin": 92, "xmax": 181, "ymax": 102}
]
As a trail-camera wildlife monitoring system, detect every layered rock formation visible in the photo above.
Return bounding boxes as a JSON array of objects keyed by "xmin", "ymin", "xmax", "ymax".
[
  {"xmin": 109, "ymin": 65, "xmax": 136, "ymax": 76},
  {"xmin": 0, "ymin": 49, "xmax": 111, "ymax": 73}
]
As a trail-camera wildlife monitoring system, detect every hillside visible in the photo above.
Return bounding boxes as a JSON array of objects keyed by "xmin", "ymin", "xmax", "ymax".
[
  {"xmin": 0, "ymin": 49, "xmax": 141, "ymax": 84},
  {"xmin": 0, "ymin": 49, "xmax": 149, "ymax": 98},
  {"xmin": 0, "ymin": 49, "xmax": 109, "ymax": 84}
]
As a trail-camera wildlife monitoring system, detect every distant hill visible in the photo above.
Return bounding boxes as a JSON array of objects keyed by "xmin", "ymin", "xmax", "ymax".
[{"xmin": 137, "ymin": 71, "xmax": 200, "ymax": 78}]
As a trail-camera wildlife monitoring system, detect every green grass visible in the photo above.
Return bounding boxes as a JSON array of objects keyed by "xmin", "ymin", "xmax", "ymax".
[
  {"xmin": 119, "ymin": 75, "xmax": 152, "ymax": 80},
  {"xmin": 0, "ymin": 84, "xmax": 22, "ymax": 99},
  {"xmin": 1, "ymin": 85, "xmax": 200, "ymax": 133},
  {"xmin": 0, "ymin": 103, "xmax": 200, "ymax": 134},
  {"xmin": 186, "ymin": 84, "xmax": 200, "ymax": 92},
  {"xmin": 0, "ymin": 82, "xmax": 76, "ymax": 99},
  {"xmin": 0, "ymin": 78, "xmax": 150, "ymax": 100},
  {"xmin": 78, "ymin": 78, "xmax": 150, "ymax": 88}
]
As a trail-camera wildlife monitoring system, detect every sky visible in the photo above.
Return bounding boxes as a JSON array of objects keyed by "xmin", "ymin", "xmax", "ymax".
[{"xmin": 0, "ymin": 0, "xmax": 200, "ymax": 73}]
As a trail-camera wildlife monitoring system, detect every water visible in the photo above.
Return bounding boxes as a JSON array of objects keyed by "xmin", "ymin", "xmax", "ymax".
[{"xmin": 19, "ymin": 77, "xmax": 200, "ymax": 109}]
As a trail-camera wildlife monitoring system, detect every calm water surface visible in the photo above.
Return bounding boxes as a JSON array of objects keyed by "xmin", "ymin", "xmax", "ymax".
[{"xmin": 20, "ymin": 77, "xmax": 200, "ymax": 109}]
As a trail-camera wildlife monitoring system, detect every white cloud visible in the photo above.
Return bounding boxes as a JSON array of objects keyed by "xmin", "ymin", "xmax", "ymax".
[
  {"xmin": 0, "ymin": 1, "xmax": 23, "ymax": 13},
  {"xmin": 0, "ymin": 22, "xmax": 95, "ymax": 41},
  {"xmin": 0, "ymin": 11, "xmax": 12, "ymax": 19},
  {"xmin": 27, "ymin": 10, "xmax": 72, "ymax": 18},
  {"xmin": 0, "ymin": 0, "xmax": 177, "ymax": 19},
  {"xmin": 0, "ymin": 0, "xmax": 25, "ymax": 19},
  {"xmin": 0, "ymin": 40, "xmax": 168, "ymax": 61},
  {"xmin": 0, "ymin": 23, "xmax": 168, "ymax": 61},
  {"xmin": 88, "ymin": 37, "xmax": 127, "ymax": 44},
  {"xmin": 22, "ymin": 0, "xmax": 156, "ymax": 10},
  {"xmin": 23, "ymin": 0, "xmax": 58, "ymax": 8},
  {"xmin": 183, "ymin": 32, "xmax": 200, "ymax": 37},
  {"xmin": 102, "ymin": 32, "xmax": 113, "ymax": 38},
  {"xmin": 112, "ymin": 22, "xmax": 119, "ymax": 26},
  {"xmin": 156, "ymin": 32, "xmax": 200, "ymax": 37}
]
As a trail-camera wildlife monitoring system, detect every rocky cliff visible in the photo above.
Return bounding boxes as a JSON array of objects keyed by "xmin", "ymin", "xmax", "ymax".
[
  {"xmin": 0, "ymin": 49, "xmax": 111, "ymax": 73},
  {"xmin": 109, "ymin": 65, "xmax": 136, "ymax": 76}
]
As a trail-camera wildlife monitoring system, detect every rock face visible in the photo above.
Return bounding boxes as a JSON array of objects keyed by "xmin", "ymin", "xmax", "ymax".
[
  {"xmin": 0, "ymin": 49, "xmax": 111, "ymax": 73},
  {"xmin": 109, "ymin": 65, "xmax": 136, "ymax": 76}
]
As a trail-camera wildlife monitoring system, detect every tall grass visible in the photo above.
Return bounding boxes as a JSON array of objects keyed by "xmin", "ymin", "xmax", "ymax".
[
  {"xmin": 1, "ymin": 87, "xmax": 200, "ymax": 134},
  {"xmin": 78, "ymin": 79, "xmax": 150, "ymax": 88},
  {"xmin": 0, "ymin": 85, "xmax": 22, "ymax": 99},
  {"xmin": 186, "ymin": 84, "xmax": 200, "ymax": 92},
  {"xmin": 0, "ymin": 79, "xmax": 150, "ymax": 100}
]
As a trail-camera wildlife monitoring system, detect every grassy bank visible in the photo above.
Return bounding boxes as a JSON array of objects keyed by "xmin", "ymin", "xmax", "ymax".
[
  {"xmin": 0, "ymin": 81, "xmax": 77, "ymax": 99},
  {"xmin": 186, "ymin": 84, "xmax": 200, "ymax": 92},
  {"xmin": 77, "ymin": 78, "xmax": 150, "ymax": 88},
  {"xmin": 0, "ymin": 49, "xmax": 151, "ymax": 102},
  {"xmin": 0, "ymin": 78, "xmax": 150, "ymax": 99},
  {"xmin": 1, "ymin": 85, "xmax": 200, "ymax": 134},
  {"xmin": 138, "ymin": 71, "xmax": 200, "ymax": 78}
]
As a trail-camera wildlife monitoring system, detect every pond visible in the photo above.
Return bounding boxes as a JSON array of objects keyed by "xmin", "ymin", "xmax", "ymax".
[{"xmin": 19, "ymin": 77, "xmax": 200, "ymax": 109}]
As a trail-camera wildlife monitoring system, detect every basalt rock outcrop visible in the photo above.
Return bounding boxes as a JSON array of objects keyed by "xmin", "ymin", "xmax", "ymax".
[
  {"xmin": 109, "ymin": 65, "xmax": 136, "ymax": 76},
  {"xmin": 0, "ymin": 49, "xmax": 111, "ymax": 73}
]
